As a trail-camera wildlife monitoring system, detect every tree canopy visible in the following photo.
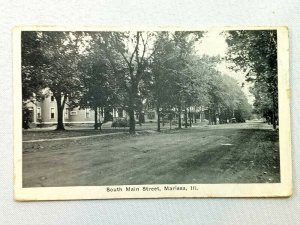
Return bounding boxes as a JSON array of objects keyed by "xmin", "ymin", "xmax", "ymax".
[
  {"xmin": 225, "ymin": 30, "xmax": 278, "ymax": 128},
  {"xmin": 22, "ymin": 30, "xmax": 254, "ymax": 132},
  {"xmin": 22, "ymin": 31, "xmax": 88, "ymax": 130}
]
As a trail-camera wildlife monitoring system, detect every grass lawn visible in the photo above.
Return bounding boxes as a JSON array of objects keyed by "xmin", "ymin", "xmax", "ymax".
[
  {"xmin": 22, "ymin": 121, "xmax": 280, "ymax": 187},
  {"xmin": 22, "ymin": 128, "xmax": 127, "ymax": 141},
  {"xmin": 22, "ymin": 122, "xmax": 165, "ymax": 141},
  {"xmin": 22, "ymin": 121, "xmax": 207, "ymax": 141}
]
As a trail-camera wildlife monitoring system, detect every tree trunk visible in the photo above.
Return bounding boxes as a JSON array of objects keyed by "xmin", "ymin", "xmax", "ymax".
[
  {"xmin": 184, "ymin": 103, "xmax": 188, "ymax": 128},
  {"xmin": 189, "ymin": 107, "xmax": 192, "ymax": 127},
  {"xmin": 99, "ymin": 107, "xmax": 103, "ymax": 131},
  {"xmin": 94, "ymin": 106, "xmax": 98, "ymax": 130},
  {"xmin": 156, "ymin": 105, "xmax": 161, "ymax": 132},
  {"xmin": 128, "ymin": 84, "xmax": 137, "ymax": 133},
  {"xmin": 178, "ymin": 104, "xmax": 182, "ymax": 129},
  {"xmin": 214, "ymin": 111, "xmax": 217, "ymax": 125},
  {"xmin": 55, "ymin": 94, "xmax": 65, "ymax": 131},
  {"xmin": 128, "ymin": 108, "xmax": 135, "ymax": 134},
  {"xmin": 138, "ymin": 111, "xmax": 143, "ymax": 126}
]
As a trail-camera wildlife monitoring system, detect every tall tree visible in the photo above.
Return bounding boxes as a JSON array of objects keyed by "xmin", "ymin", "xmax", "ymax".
[
  {"xmin": 23, "ymin": 31, "xmax": 87, "ymax": 130},
  {"xmin": 149, "ymin": 32, "xmax": 180, "ymax": 131},
  {"xmin": 78, "ymin": 33, "xmax": 121, "ymax": 130},
  {"xmin": 100, "ymin": 32, "xmax": 158, "ymax": 133},
  {"xmin": 225, "ymin": 30, "xmax": 278, "ymax": 128},
  {"xmin": 21, "ymin": 31, "xmax": 46, "ymax": 102},
  {"xmin": 150, "ymin": 31, "xmax": 205, "ymax": 129},
  {"xmin": 22, "ymin": 31, "xmax": 48, "ymax": 129}
]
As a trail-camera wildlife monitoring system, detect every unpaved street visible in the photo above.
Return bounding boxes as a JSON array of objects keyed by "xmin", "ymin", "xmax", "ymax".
[{"xmin": 22, "ymin": 121, "xmax": 280, "ymax": 187}]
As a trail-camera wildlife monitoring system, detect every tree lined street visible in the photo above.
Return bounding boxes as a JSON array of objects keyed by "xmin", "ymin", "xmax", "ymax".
[
  {"xmin": 21, "ymin": 30, "xmax": 280, "ymax": 186},
  {"xmin": 22, "ymin": 31, "xmax": 257, "ymax": 132}
]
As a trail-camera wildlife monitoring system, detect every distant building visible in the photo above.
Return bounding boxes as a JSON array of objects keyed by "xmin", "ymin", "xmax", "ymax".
[
  {"xmin": 25, "ymin": 94, "xmax": 95, "ymax": 125},
  {"xmin": 25, "ymin": 93, "xmax": 159, "ymax": 126},
  {"xmin": 24, "ymin": 90, "xmax": 207, "ymax": 127}
]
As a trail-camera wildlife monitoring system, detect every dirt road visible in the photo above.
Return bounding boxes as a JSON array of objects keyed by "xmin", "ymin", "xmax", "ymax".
[{"xmin": 22, "ymin": 121, "xmax": 280, "ymax": 187}]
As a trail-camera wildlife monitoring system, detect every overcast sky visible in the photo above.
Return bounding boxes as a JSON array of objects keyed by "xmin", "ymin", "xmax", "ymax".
[{"xmin": 196, "ymin": 31, "xmax": 255, "ymax": 105}]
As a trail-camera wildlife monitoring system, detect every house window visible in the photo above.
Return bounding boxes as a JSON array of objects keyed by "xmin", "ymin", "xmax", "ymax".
[
  {"xmin": 37, "ymin": 107, "xmax": 41, "ymax": 119},
  {"xmin": 50, "ymin": 95, "xmax": 55, "ymax": 102},
  {"xmin": 50, "ymin": 107, "xmax": 55, "ymax": 119},
  {"xmin": 85, "ymin": 109, "xmax": 90, "ymax": 118}
]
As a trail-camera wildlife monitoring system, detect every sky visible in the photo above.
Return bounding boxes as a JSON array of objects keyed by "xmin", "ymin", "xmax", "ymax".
[{"xmin": 195, "ymin": 31, "xmax": 255, "ymax": 105}]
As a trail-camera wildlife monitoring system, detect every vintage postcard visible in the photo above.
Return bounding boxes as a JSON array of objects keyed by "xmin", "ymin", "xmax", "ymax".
[{"xmin": 13, "ymin": 26, "xmax": 292, "ymax": 201}]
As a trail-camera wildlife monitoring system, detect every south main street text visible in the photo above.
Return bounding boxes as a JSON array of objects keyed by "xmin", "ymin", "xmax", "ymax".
[{"xmin": 106, "ymin": 186, "xmax": 199, "ymax": 192}]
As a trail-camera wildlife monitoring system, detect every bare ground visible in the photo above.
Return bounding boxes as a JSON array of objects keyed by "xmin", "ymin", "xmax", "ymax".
[{"xmin": 22, "ymin": 121, "xmax": 280, "ymax": 187}]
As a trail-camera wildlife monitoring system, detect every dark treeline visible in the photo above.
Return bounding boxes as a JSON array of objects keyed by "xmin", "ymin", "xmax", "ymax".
[
  {"xmin": 22, "ymin": 30, "xmax": 273, "ymax": 133},
  {"xmin": 225, "ymin": 30, "xmax": 278, "ymax": 129}
]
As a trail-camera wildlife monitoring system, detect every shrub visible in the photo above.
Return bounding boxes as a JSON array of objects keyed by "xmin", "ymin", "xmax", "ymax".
[
  {"xmin": 182, "ymin": 122, "xmax": 191, "ymax": 127},
  {"xmin": 171, "ymin": 120, "xmax": 178, "ymax": 125},
  {"xmin": 111, "ymin": 119, "xmax": 129, "ymax": 128}
]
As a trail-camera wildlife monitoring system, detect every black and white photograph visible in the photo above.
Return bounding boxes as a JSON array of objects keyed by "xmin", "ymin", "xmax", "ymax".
[{"xmin": 14, "ymin": 27, "xmax": 291, "ymax": 200}]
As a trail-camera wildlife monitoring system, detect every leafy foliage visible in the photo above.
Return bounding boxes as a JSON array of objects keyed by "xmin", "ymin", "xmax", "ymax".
[
  {"xmin": 23, "ymin": 30, "xmax": 254, "ymax": 132},
  {"xmin": 22, "ymin": 31, "xmax": 87, "ymax": 130},
  {"xmin": 22, "ymin": 31, "xmax": 46, "ymax": 101},
  {"xmin": 225, "ymin": 30, "xmax": 278, "ymax": 128}
]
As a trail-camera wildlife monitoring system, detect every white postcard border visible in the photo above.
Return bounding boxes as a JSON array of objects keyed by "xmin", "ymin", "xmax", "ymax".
[{"xmin": 13, "ymin": 26, "xmax": 292, "ymax": 201}]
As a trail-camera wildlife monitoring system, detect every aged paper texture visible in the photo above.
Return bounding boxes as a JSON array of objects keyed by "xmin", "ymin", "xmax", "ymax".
[{"xmin": 14, "ymin": 26, "xmax": 292, "ymax": 200}]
